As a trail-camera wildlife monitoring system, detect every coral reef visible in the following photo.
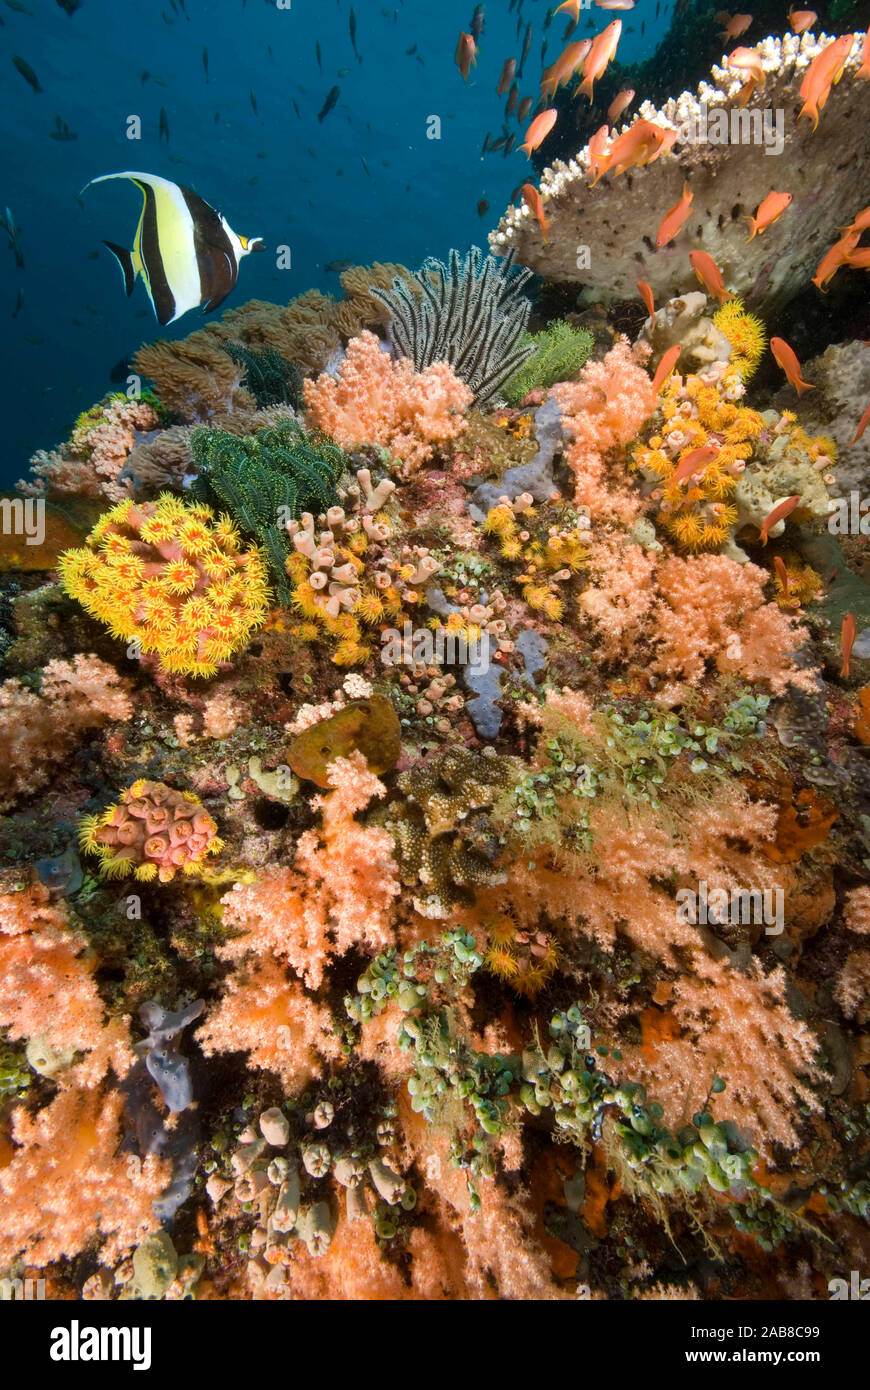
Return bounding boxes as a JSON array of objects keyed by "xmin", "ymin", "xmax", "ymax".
[
  {"xmin": 490, "ymin": 32, "xmax": 869, "ymax": 313},
  {"xmin": 2, "ymin": 32, "xmax": 869, "ymax": 1304}
]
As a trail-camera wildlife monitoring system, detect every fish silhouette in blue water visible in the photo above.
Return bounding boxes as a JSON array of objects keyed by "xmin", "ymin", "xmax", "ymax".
[{"xmin": 83, "ymin": 171, "xmax": 266, "ymax": 326}]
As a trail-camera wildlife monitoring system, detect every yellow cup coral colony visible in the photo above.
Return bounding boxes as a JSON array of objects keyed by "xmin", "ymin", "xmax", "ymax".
[
  {"xmin": 80, "ymin": 779, "xmax": 223, "ymax": 883},
  {"xmin": 58, "ymin": 494, "xmax": 271, "ymax": 677},
  {"xmin": 711, "ymin": 299, "xmax": 768, "ymax": 381},
  {"xmin": 482, "ymin": 494, "xmax": 588, "ymax": 622}
]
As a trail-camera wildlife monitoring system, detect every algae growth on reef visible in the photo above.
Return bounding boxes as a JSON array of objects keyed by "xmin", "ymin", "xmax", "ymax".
[{"xmin": 1, "ymin": 0, "xmax": 869, "ymax": 1321}]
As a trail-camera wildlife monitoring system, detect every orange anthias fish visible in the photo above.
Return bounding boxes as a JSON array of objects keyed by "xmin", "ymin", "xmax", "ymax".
[
  {"xmin": 770, "ymin": 337, "xmax": 813, "ymax": 395},
  {"xmin": 689, "ymin": 250, "xmax": 733, "ymax": 304},
  {"xmin": 845, "ymin": 247, "xmax": 870, "ymax": 269},
  {"xmin": 812, "ymin": 230, "xmax": 860, "ymax": 291},
  {"xmin": 798, "ymin": 32, "xmax": 854, "ymax": 130},
  {"xmin": 841, "ymin": 612, "xmax": 856, "ymax": 678},
  {"xmin": 720, "ymin": 12, "xmax": 753, "ymax": 39},
  {"xmin": 637, "ymin": 279, "xmax": 655, "ymax": 317},
  {"xmin": 844, "ymin": 204, "xmax": 870, "ymax": 233},
  {"xmin": 520, "ymin": 108, "xmax": 558, "ymax": 155},
  {"xmin": 542, "ymin": 40, "xmax": 592, "ymax": 96},
  {"xmin": 607, "ymin": 88, "xmax": 635, "ymax": 124},
  {"xmin": 850, "ymin": 401, "xmax": 870, "ymax": 444},
  {"xmin": 578, "ymin": 19, "xmax": 622, "ymax": 101},
  {"xmin": 773, "ymin": 555, "xmax": 791, "ymax": 597},
  {"xmin": 746, "ymin": 190, "xmax": 792, "ymax": 240},
  {"xmin": 555, "ymin": 0, "xmax": 584, "ymax": 20},
  {"xmin": 455, "ymin": 31, "xmax": 477, "ymax": 81},
  {"xmin": 604, "ymin": 119, "xmax": 673, "ymax": 176},
  {"xmin": 587, "ymin": 123, "xmax": 612, "ymax": 184},
  {"xmin": 788, "ymin": 8, "xmax": 816, "ymax": 33},
  {"xmin": 651, "ymin": 344, "xmax": 682, "ymax": 393},
  {"xmin": 759, "ymin": 494, "xmax": 801, "ymax": 544},
  {"xmin": 671, "ymin": 445, "xmax": 719, "ymax": 486},
  {"xmin": 522, "ymin": 183, "xmax": 550, "ymax": 242},
  {"xmin": 727, "ymin": 45, "xmax": 765, "ymax": 85},
  {"xmin": 656, "ymin": 183, "xmax": 693, "ymax": 248}
]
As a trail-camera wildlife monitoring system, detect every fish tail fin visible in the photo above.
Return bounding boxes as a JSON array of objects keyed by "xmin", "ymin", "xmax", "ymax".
[
  {"xmin": 579, "ymin": 75, "xmax": 593, "ymax": 101},
  {"xmin": 103, "ymin": 241, "xmax": 136, "ymax": 297},
  {"xmin": 795, "ymin": 379, "xmax": 814, "ymax": 396},
  {"xmin": 746, "ymin": 217, "xmax": 757, "ymax": 240}
]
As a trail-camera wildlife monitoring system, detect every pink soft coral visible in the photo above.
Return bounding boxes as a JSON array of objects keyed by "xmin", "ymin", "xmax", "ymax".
[
  {"xmin": 0, "ymin": 654, "xmax": 133, "ymax": 810},
  {"xmin": 550, "ymin": 338, "xmax": 655, "ymax": 521},
  {"xmin": 303, "ymin": 330, "xmax": 472, "ymax": 475},
  {"xmin": 652, "ymin": 554, "xmax": 818, "ymax": 698}
]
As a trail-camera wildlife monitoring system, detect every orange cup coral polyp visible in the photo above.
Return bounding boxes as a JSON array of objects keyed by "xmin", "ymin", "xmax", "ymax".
[
  {"xmin": 57, "ymin": 494, "xmax": 271, "ymax": 678},
  {"xmin": 80, "ymin": 779, "xmax": 224, "ymax": 882}
]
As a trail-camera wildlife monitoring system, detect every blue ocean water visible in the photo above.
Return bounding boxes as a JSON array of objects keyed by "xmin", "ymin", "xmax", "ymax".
[{"xmin": 0, "ymin": 0, "xmax": 676, "ymax": 484}]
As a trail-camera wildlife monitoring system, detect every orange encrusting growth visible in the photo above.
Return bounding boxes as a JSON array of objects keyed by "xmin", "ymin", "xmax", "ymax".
[{"xmin": 58, "ymin": 494, "xmax": 271, "ymax": 678}]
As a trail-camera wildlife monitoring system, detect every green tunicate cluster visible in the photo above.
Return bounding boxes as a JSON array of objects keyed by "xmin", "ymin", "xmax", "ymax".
[
  {"xmin": 513, "ymin": 738, "xmax": 599, "ymax": 851},
  {"xmin": 820, "ymin": 1177, "xmax": 870, "ymax": 1220},
  {"xmin": 729, "ymin": 1195, "xmax": 795, "ymax": 1252},
  {"xmin": 349, "ymin": 950, "xmax": 779, "ymax": 1228},
  {"xmin": 524, "ymin": 1008, "xmax": 763, "ymax": 1209},
  {"xmin": 221, "ymin": 342, "xmax": 304, "ymax": 411},
  {"xmin": 190, "ymin": 417, "xmax": 343, "ymax": 604},
  {"xmin": 502, "ymin": 320, "xmax": 595, "ymax": 407},
  {"xmin": 0, "ymin": 1039, "xmax": 31, "ymax": 1098}
]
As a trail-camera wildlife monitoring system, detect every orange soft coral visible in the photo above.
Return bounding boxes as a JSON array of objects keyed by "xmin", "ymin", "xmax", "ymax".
[
  {"xmin": 217, "ymin": 752, "xmax": 399, "ymax": 990},
  {"xmin": 550, "ymin": 338, "xmax": 656, "ymax": 521},
  {"xmin": 0, "ymin": 884, "xmax": 132, "ymax": 1087},
  {"xmin": 0, "ymin": 654, "xmax": 133, "ymax": 811},
  {"xmin": 651, "ymin": 553, "xmax": 818, "ymax": 697},
  {"xmin": 0, "ymin": 1087, "xmax": 166, "ymax": 1268},
  {"xmin": 195, "ymin": 956, "xmax": 341, "ymax": 1091},
  {"xmin": 303, "ymin": 330, "xmax": 472, "ymax": 475}
]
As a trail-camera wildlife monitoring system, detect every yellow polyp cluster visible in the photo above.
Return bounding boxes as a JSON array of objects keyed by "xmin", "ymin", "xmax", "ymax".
[
  {"xmin": 483, "ymin": 914, "xmax": 559, "ymax": 998},
  {"xmin": 483, "ymin": 502, "xmax": 586, "ymax": 622},
  {"xmin": 635, "ymin": 365, "xmax": 764, "ymax": 553},
  {"xmin": 712, "ymin": 299, "xmax": 767, "ymax": 381},
  {"xmin": 58, "ymin": 495, "xmax": 271, "ymax": 678},
  {"xmin": 772, "ymin": 560, "xmax": 822, "ymax": 610}
]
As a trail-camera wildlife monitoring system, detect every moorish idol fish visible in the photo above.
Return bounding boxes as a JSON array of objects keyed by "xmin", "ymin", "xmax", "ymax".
[{"xmin": 83, "ymin": 171, "xmax": 265, "ymax": 326}]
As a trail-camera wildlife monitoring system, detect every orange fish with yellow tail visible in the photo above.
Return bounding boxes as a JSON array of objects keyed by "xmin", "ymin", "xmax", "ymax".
[
  {"xmin": 689, "ymin": 250, "xmax": 733, "ymax": 304},
  {"xmin": 520, "ymin": 108, "xmax": 558, "ymax": 156},
  {"xmin": 770, "ymin": 337, "xmax": 813, "ymax": 395},
  {"xmin": 656, "ymin": 183, "xmax": 693, "ymax": 248},
  {"xmin": 746, "ymin": 190, "xmax": 791, "ymax": 240},
  {"xmin": 651, "ymin": 344, "xmax": 681, "ymax": 393},
  {"xmin": 637, "ymin": 279, "xmax": 655, "ymax": 317},
  {"xmin": 798, "ymin": 32, "xmax": 854, "ymax": 130},
  {"xmin": 555, "ymin": 0, "xmax": 585, "ymax": 21},
  {"xmin": 841, "ymin": 613, "xmax": 856, "ymax": 678},
  {"xmin": 578, "ymin": 20, "xmax": 622, "ymax": 101},
  {"xmin": 759, "ymin": 494, "xmax": 801, "ymax": 545},
  {"xmin": 522, "ymin": 184, "xmax": 550, "ymax": 242}
]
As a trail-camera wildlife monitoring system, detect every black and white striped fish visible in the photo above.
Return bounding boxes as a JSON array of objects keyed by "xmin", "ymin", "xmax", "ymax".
[{"xmin": 83, "ymin": 171, "xmax": 265, "ymax": 325}]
